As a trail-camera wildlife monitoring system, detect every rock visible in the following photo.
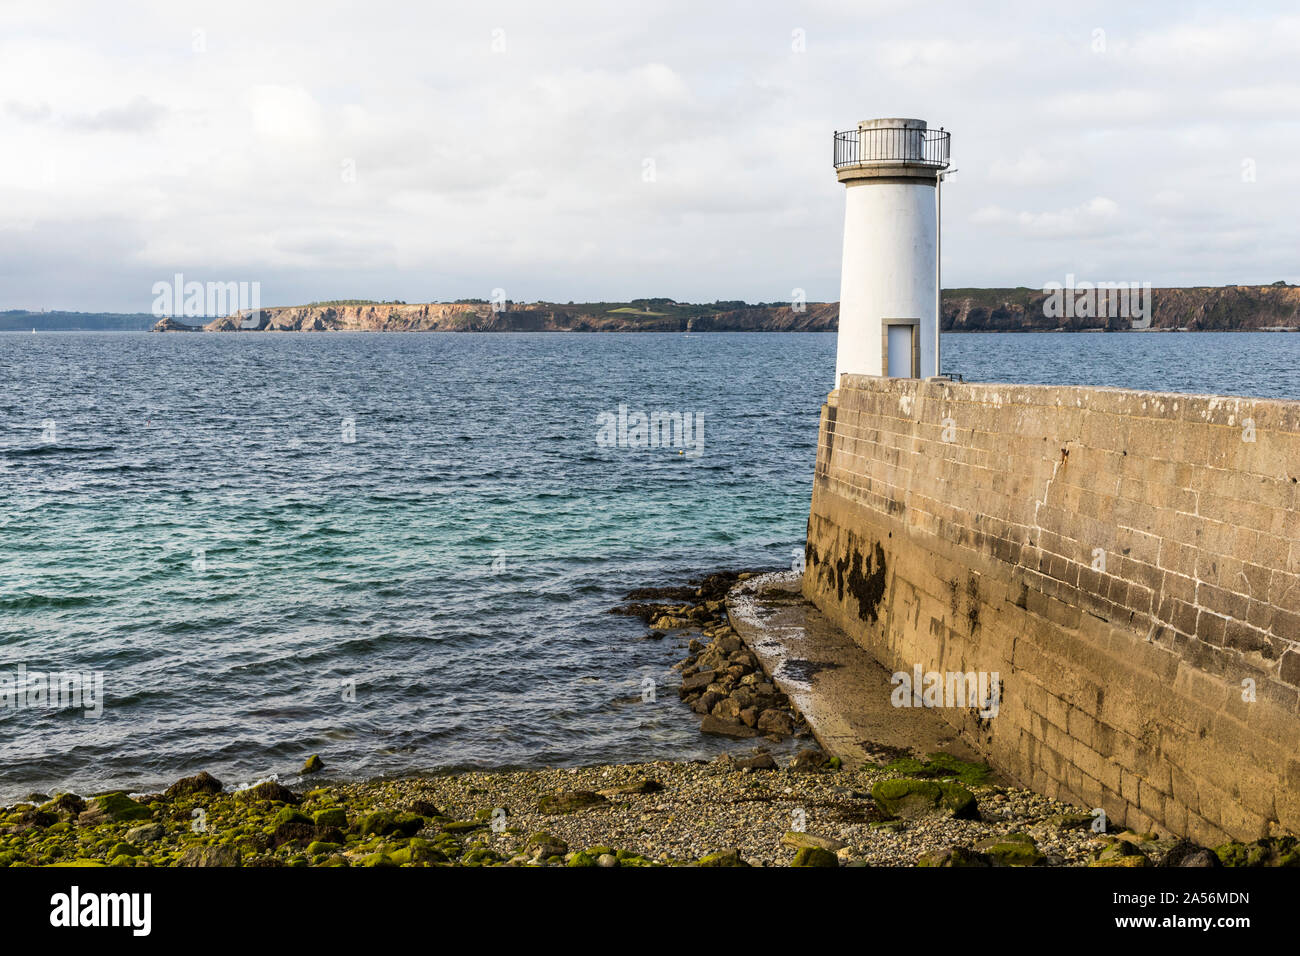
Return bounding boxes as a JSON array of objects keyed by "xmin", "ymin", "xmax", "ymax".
[
  {"xmin": 78, "ymin": 792, "xmax": 152, "ymax": 826},
  {"xmin": 711, "ymin": 697, "xmax": 743, "ymax": 721},
  {"xmin": 680, "ymin": 671, "xmax": 716, "ymax": 694},
  {"xmin": 781, "ymin": 831, "xmax": 847, "ymax": 853},
  {"xmin": 125, "ymin": 823, "xmax": 165, "ymax": 844},
  {"xmin": 739, "ymin": 707, "xmax": 759, "ymax": 727},
  {"xmin": 1094, "ymin": 840, "xmax": 1149, "ymax": 865},
  {"xmin": 537, "ymin": 790, "xmax": 608, "ymax": 814},
  {"xmin": 237, "ymin": 780, "xmax": 301, "ymax": 805},
  {"xmin": 691, "ymin": 691, "xmax": 723, "ymax": 714},
  {"xmin": 870, "ymin": 778, "xmax": 979, "ymax": 820},
  {"xmin": 179, "ymin": 844, "xmax": 241, "ymax": 867},
  {"xmin": 272, "ymin": 821, "xmax": 317, "ymax": 849},
  {"xmin": 313, "ymin": 807, "xmax": 348, "ymax": 829},
  {"xmin": 596, "ymin": 853, "xmax": 619, "ymax": 867},
  {"xmin": 107, "ymin": 841, "xmax": 141, "ymax": 859},
  {"xmin": 699, "ymin": 715, "xmax": 758, "ymax": 739},
  {"xmin": 735, "ymin": 751, "xmax": 778, "ymax": 770},
  {"xmin": 408, "ymin": 799, "xmax": 441, "ymax": 817},
  {"xmin": 164, "ymin": 771, "xmax": 223, "ymax": 800},
  {"xmin": 791, "ymin": 846, "xmax": 838, "ymax": 867},
  {"xmin": 525, "ymin": 831, "xmax": 569, "ymax": 861},
  {"xmin": 974, "ymin": 833, "xmax": 1046, "ymax": 866},
  {"xmin": 38, "ymin": 794, "xmax": 86, "ymax": 818},
  {"xmin": 917, "ymin": 846, "xmax": 993, "ymax": 867},
  {"xmin": 757, "ymin": 710, "xmax": 794, "ymax": 737},
  {"xmin": 696, "ymin": 849, "xmax": 749, "ymax": 867},
  {"xmin": 301, "ymin": 754, "xmax": 324, "ymax": 775},
  {"xmin": 598, "ymin": 779, "xmax": 664, "ymax": 797},
  {"xmin": 1161, "ymin": 840, "xmax": 1221, "ymax": 868},
  {"xmin": 790, "ymin": 748, "xmax": 827, "ymax": 771}
]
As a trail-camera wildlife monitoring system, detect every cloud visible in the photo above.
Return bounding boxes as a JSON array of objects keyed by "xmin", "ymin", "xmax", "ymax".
[
  {"xmin": 971, "ymin": 197, "xmax": 1121, "ymax": 237},
  {"xmin": 0, "ymin": 1, "xmax": 1297, "ymax": 310}
]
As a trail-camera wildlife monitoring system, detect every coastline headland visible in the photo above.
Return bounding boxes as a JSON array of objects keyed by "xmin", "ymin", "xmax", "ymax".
[
  {"xmin": 144, "ymin": 285, "xmax": 1300, "ymax": 334},
  {"xmin": 803, "ymin": 375, "xmax": 1300, "ymax": 846}
]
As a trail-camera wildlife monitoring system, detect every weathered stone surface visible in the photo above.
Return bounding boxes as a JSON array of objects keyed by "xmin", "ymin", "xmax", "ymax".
[
  {"xmin": 917, "ymin": 846, "xmax": 993, "ymax": 867},
  {"xmin": 78, "ymin": 793, "xmax": 151, "ymax": 826},
  {"xmin": 179, "ymin": 844, "xmax": 241, "ymax": 867},
  {"xmin": 537, "ymin": 790, "xmax": 608, "ymax": 814},
  {"xmin": 790, "ymin": 846, "xmax": 838, "ymax": 867},
  {"xmin": 871, "ymin": 779, "xmax": 978, "ymax": 820},
  {"xmin": 237, "ymin": 781, "xmax": 301, "ymax": 805},
  {"xmin": 165, "ymin": 772, "xmax": 223, "ymax": 800},
  {"xmin": 781, "ymin": 831, "xmax": 847, "ymax": 852},
  {"xmin": 805, "ymin": 375, "xmax": 1300, "ymax": 844},
  {"xmin": 699, "ymin": 716, "xmax": 759, "ymax": 739}
]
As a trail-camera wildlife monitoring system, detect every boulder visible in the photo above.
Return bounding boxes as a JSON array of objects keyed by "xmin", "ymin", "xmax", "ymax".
[
  {"xmin": 165, "ymin": 772, "xmax": 223, "ymax": 800},
  {"xmin": 699, "ymin": 716, "xmax": 758, "ymax": 739},
  {"xmin": 790, "ymin": 748, "xmax": 828, "ymax": 772},
  {"xmin": 870, "ymin": 779, "xmax": 979, "ymax": 820},
  {"xmin": 313, "ymin": 807, "xmax": 348, "ymax": 829},
  {"xmin": 696, "ymin": 849, "xmax": 749, "ymax": 867},
  {"xmin": 179, "ymin": 844, "xmax": 241, "ymax": 867},
  {"xmin": 301, "ymin": 754, "xmax": 324, "ymax": 775},
  {"xmin": 917, "ymin": 846, "xmax": 993, "ymax": 867},
  {"xmin": 236, "ymin": 781, "xmax": 301, "ymax": 805},
  {"xmin": 757, "ymin": 710, "xmax": 794, "ymax": 737},
  {"xmin": 537, "ymin": 791, "xmax": 608, "ymax": 814},
  {"xmin": 125, "ymin": 823, "xmax": 166, "ymax": 844},
  {"xmin": 791, "ymin": 846, "xmax": 838, "ymax": 867},
  {"xmin": 78, "ymin": 792, "xmax": 151, "ymax": 826},
  {"xmin": 974, "ymin": 832, "xmax": 1046, "ymax": 866}
]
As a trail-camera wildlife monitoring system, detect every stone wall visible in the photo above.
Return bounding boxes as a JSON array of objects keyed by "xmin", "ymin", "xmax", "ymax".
[{"xmin": 803, "ymin": 374, "xmax": 1300, "ymax": 844}]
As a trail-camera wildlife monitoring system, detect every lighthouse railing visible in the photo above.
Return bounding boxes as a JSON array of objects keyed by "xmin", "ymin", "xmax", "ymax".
[{"xmin": 833, "ymin": 127, "xmax": 950, "ymax": 170}]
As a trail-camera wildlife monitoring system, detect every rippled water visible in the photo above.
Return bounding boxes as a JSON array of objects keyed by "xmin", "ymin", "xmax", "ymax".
[{"xmin": 0, "ymin": 330, "xmax": 1294, "ymax": 799}]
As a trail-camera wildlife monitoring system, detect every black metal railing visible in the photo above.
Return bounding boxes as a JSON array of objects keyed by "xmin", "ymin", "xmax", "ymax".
[{"xmin": 833, "ymin": 127, "xmax": 950, "ymax": 170}]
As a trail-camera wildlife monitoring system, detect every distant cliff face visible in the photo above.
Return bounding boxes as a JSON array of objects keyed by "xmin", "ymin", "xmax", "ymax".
[
  {"xmin": 184, "ymin": 287, "xmax": 1300, "ymax": 333},
  {"xmin": 200, "ymin": 302, "xmax": 839, "ymax": 333},
  {"xmin": 943, "ymin": 285, "xmax": 1300, "ymax": 332}
]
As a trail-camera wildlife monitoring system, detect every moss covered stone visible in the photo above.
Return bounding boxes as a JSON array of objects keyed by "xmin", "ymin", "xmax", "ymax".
[
  {"xmin": 791, "ymin": 846, "xmax": 838, "ymax": 867},
  {"xmin": 79, "ymin": 792, "xmax": 151, "ymax": 826},
  {"xmin": 313, "ymin": 807, "xmax": 347, "ymax": 829},
  {"xmin": 974, "ymin": 833, "xmax": 1045, "ymax": 867},
  {"xmin": 871, "ymin": 778, "xmax": 978, "ymax": 820},
  {"xmin": 696, "ymin": 849, "xmax": 748, "ymax": 867}
]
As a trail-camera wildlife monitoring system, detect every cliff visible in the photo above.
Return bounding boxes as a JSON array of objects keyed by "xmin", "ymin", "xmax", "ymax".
[
  {"xmin": 155, "ymin": 286, "xmax": 1300, "ymax": 333},
  {"xmin": 944, "ymin": 284, "xmax": 1300, "ymax": 332}
]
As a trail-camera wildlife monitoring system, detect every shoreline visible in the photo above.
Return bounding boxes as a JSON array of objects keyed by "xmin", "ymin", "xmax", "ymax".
[{"xmin": 4, "ymin": 568, "xmax": 1290, "ymax": 867}]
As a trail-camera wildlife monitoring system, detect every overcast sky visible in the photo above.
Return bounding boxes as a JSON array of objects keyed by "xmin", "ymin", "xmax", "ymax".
[{"xmin": 2, "ymin": 1, "xmax": 1297, "ymax": 312}]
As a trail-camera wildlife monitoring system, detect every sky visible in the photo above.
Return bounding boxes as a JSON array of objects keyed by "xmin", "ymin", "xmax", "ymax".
[{"xmin": 1, "ymin": 0, "xmax": 1297, "ymax": 313}]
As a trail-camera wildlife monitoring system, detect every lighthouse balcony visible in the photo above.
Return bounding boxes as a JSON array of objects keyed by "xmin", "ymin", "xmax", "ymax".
[{"xmin": 833, "ymin": 125, "xmax": 950, "ymax": 171}]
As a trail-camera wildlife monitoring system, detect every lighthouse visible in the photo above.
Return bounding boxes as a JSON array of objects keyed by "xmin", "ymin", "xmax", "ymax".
[{"xmin": 832, "ymin": 118, "xmax": 951, "ymax": 385}]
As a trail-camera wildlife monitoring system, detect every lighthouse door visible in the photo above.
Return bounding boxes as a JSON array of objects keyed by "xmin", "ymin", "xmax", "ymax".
[{"xmin": 886, "ymin": 323, "xmax": 914, "ymax": 378}]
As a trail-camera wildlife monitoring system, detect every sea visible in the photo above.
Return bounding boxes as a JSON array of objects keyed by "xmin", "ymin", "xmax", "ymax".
[{"xmin": 1, "ymin": 330, "xmax": 1296, "ymax": 800}]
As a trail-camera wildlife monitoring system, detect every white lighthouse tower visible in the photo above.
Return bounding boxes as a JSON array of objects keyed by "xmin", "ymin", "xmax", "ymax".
[{"xmin": 832, "ymin": 118, "xmax": 951, "ymax": 385}]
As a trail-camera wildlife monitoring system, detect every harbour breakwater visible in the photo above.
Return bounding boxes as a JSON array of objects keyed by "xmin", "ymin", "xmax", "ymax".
[
  {"xmin": 146, "ymin": 285, "xmax": 1300, "ymax": 334},
  {"xmin": 803, "ymin": 375, "xmax": 1300, "ymax": 846}
]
